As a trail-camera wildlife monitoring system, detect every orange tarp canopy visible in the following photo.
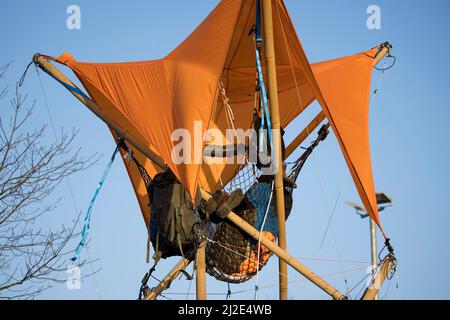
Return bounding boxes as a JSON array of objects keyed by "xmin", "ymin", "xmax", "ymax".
[{"xmin": 53, "ymin": 0, "xmax": 385, "ymax": 235}]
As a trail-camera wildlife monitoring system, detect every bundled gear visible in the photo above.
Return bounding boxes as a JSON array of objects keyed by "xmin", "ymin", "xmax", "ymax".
[
  {"xmin": 148, "ymin": 170, "xmax": 205, "ymax": 261},
  {"xmin": 201, "ymin": 189, "xmax": 244, "ymax": 220}
]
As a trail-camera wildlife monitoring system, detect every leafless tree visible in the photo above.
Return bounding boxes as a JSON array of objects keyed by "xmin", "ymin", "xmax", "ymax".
[{"xmin": 0, "ymin": 62, "xmax": 97, "ymax": 299}]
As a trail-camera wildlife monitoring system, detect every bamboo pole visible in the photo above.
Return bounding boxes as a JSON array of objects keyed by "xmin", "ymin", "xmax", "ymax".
[
  {"xmin": 262, "ymin": 0, "xmax": 288, "ymax": 301},
  {"xmin": 33, "ymin": 54, "xmax": 169, "ymax": 171},
  {"xmin": 144, "ymin": 258, "xmax": 191, "ymax": 300},
  {"xmin": 200, "ymin": 189, "xmax": 346, "ymax": 300},
  {"xmin": 195, "ymin": 242, "xmax": 207, "ymax": 300},
  {"xmin": 369, "ymin": 218, "xmax": 378, "ymax": 300},
  {"xmin": 373, "ymin": 42, "xmax": 392, "ymax": 66},
  {"xmin": 285, "ymin": 111, "xmax": 326, "ymax": 158},
  {"xmin": 361, "ymin": 255, "xmax": 396, "ymax": 300}
]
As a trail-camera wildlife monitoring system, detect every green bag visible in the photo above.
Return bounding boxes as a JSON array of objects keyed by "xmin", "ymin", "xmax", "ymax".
[{"xmin": 148, "ymin": 171, "xmax": 203, "ymax": 260}]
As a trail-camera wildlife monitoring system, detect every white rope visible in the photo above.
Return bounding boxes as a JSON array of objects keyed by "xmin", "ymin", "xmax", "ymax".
[
  {"xmin": 205, "ymin": 237, "xmax": 258, "ymax": 263},
  {"xmin": 36, "ymin": 68, "xmax": 103, "ymax": 300},
  {"xmin": 273, "ymin": 1, "xmax": 351, "ymax": 293},
  {"xmin": 219, "ymin": 80, "xmax": 240, "ymax": 144},
  {"xmin": 293, "ymin": 256, "xmax": 369, "ymax": 265},
  {"xmin": 370, "ymin": 58, "xmax": 388, "ymax": 108},
  {"xmin": 162, "ymin": 265, "xmax": 369, "ymax": 298},
  {"xmin": 311, "ymin": 159, "xmax": 350, "ymax": 293},
  {"xmin": 254, "ymin": 180, "xmax": 275, "ymax": 300},
  {"xmin": 249, "ymin": 90, "xmax": 260, "ymax": 182},
  {"xmin": 215, "ymin": 80, "xmax": 256, "ymax": 192},
  {"xmin": 185, "ymin": 265, "xmax": 195, "ymax": 300},
  {"xmin": 395, "ymin": 273, "xmax": 400, "ymax": 300}
]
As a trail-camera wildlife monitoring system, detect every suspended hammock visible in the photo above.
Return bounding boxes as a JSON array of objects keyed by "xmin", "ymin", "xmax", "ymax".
[
  {"xmin": 204, "ymin": 164, "xmax": 282, "ymax": 283},
  {"xmin": 202, "ymin": 124, "xmax": 328, "ymax": 283}
]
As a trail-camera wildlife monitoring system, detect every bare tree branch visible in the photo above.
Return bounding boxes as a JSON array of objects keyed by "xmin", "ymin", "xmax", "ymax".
[{"xmin": 0, "ymin": 62, "xmax": 100, "ymax": 300}]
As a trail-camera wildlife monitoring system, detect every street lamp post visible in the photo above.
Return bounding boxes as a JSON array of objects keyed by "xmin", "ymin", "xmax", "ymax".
[{"xmin": 346, "ymin": 192, "xmax": 393, "ymax": 300}]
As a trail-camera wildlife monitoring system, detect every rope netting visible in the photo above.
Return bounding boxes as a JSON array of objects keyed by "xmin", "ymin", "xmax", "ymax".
[{"xmin": 204, "ymin": 163, "xmax": 294, "ymax": 283}]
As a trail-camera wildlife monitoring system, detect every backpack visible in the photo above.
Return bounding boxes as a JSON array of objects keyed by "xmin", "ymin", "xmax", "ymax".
[{"xmin": 147, "ymin": 171, "xmax": 203, "ymax": 261}]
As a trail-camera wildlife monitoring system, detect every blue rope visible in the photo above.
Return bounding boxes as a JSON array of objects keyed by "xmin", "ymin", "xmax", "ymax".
[
  {"xmin": 256, "ymin": 0, "xmax": 262, "ymax": 44},
  {"xmin": 255, "ymin": 1, "xmax": 274, "ymax": 156},
  {"xmin": 40, "ymin": 66, "xmax": 92, "ymax": 101},
  {"xmin": 71, "ymin": 143, "xmax": 121, "ymax": 262}
]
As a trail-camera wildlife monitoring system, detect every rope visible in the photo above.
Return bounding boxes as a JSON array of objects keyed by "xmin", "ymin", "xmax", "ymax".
[
  {"xmin": 293, "ymin": 257, "xmax": 369, "ymax": 265},
  {"xmin": 18, "ymin": 61, "xmax": 34, "ymax": 87},
  {"xmin": 162, "ymin": 265, "xmax": 369, "ymax": 298},
  {"xmin": 374, "ymin": 54, "xmax": 396, "ymax": 71},
  {"xmin": 35, "ymin": 67, "xmax": 103, "ymax": 299},
  {"xmin": 319, "ymin": 176, "xmax": 347, "ymax": 249},
  {"xmin": 219, "ymin": 80, "xmax": 239, "ymax": 143},
  {"xmin": 120, "ymin": 142, "xmax": 152, "ymax": 186},
  {"xmin": 226, "ymin": 283, "xmax": 232, "ymax": 300},
  {"xmin": 273, "ymin": 1, "xmax": 350, "ymax": 294},
  {"xmin": 254, "ymin": 2, "xmax": 274, "ymax": 158},
  {"xmin": 71, "ymin": 142, "xmax": 122, "ymax": 262},
  {"xmin": 204, "ymin": 232, "xmax": 371, "ymax": 298},
  {"xmin": 185, "ymin": 266, "xmax": 195, "ymax": 300},
  {"xmin": 159, "ymin": 294, "xmax": 173, "ymax": 301},
  {"xmin": 312, "ymin": 158, "xmax": 350, "ymax": 293},
  {"xmin": 383, "ymin": 274, "xmax": 392, "ymax": 300},
  {"xmin": 38, "ymin": 63, "xmax": 92, "ymax": 101},
  {"xmin": 138, "ymin": 263, "xmax": 157, "ymax": 300},
  {"xmin": 346, "ymin": 270, "xmax": 375, "ymax": 298},
  {"xmin": 254, "ymin": 180, "xmax": 274, "ymax": 300},
  {"xmin": 370, "ymin": 58, "xmax": 388, "ymax": 107},
  {"xmin": 395, "ymin": 273, "xmax": 400, "ymax": 300}
]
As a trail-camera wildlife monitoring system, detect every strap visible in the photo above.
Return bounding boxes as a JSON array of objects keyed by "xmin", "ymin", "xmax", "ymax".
[
  {"xmin": 288, "ymin": 123, "xmax": 330, "ymax": 183},
  {"xmin": 121, "ymin": 141, "xmax": 152, "ymax": 186},
  {"xmin": 154, "ymin": 228, "xmax": 161, "ymax": 264},
  {"xmin": 138, "ymin": 263, "xmax": 157, "ymax": 300},
  {"xmin": 255, "ymin": 2, "xmax": 274, "ymax": 157},
  {"xmin": 146, "ymin": 224, "xmax": 151, "ymax": 263},
  {"xmin": 71, "ymin": 142, "xmax": 122, "ymax": 262},
  {"xmin": 38, "ymin": 65, "xmax": 92, "ymax": 101},
  {"xmin": 255, "ymin": 0, "xmax": 262, "ymax": 46}
]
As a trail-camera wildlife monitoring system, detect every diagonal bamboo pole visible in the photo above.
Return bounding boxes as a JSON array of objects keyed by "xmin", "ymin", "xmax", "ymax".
[
  {"xmin": 285, "ymin": 111, "xmax": 326, "ymax": 159},
  {"xmin": 144, "ymin": 258, "xmax": 191, "ymax": 300},
  {"xmin": 200, "ymin": 189, "xmax": 346, "ymax": 300},
  {"xmin": 373, "ymin": 42, "xmax": 392, "ymax": 66},
  {"xmin": 262, "ymin": 0, "xmax": 288, "ymax": 300},
  {"xmin": 33, "ymin": 54, "xmax": 169, "ymax": 171},
  {"xmin": 361, "ymin": 254, "xmax": 396, "ymax": 300}
]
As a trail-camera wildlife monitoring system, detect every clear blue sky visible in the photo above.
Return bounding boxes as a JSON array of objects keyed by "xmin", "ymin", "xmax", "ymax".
[{"xmin": 1, "ymin": 0, "xmax": 449, "ymax": 300}]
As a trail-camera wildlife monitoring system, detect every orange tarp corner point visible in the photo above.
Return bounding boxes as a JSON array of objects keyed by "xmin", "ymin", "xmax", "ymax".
[
  {"xmin": 51, "ymin": 0, "xmax": 385, "ymax": 236},
  {"xmin": 311, "ymin": 48, "xmax": 385, "ymax": 235}
]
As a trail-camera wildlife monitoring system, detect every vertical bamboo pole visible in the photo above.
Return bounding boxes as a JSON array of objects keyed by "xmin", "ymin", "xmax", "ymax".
[
  {"xmin": 369, "ymin": 218, "xmax": 378, "ymax": 300},
  {"xmin": 262, "ymin": 0, "xmax": 288, "ymax": 300},
  {"xmin": 195, "ymin": 242, "xmax": 207, "ymax": 300}
]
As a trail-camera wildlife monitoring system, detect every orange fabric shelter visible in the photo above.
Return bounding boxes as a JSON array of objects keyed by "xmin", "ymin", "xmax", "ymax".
[{"xmin": 52, "ymin": 0, "xmax": 385, "ymax": 236}]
